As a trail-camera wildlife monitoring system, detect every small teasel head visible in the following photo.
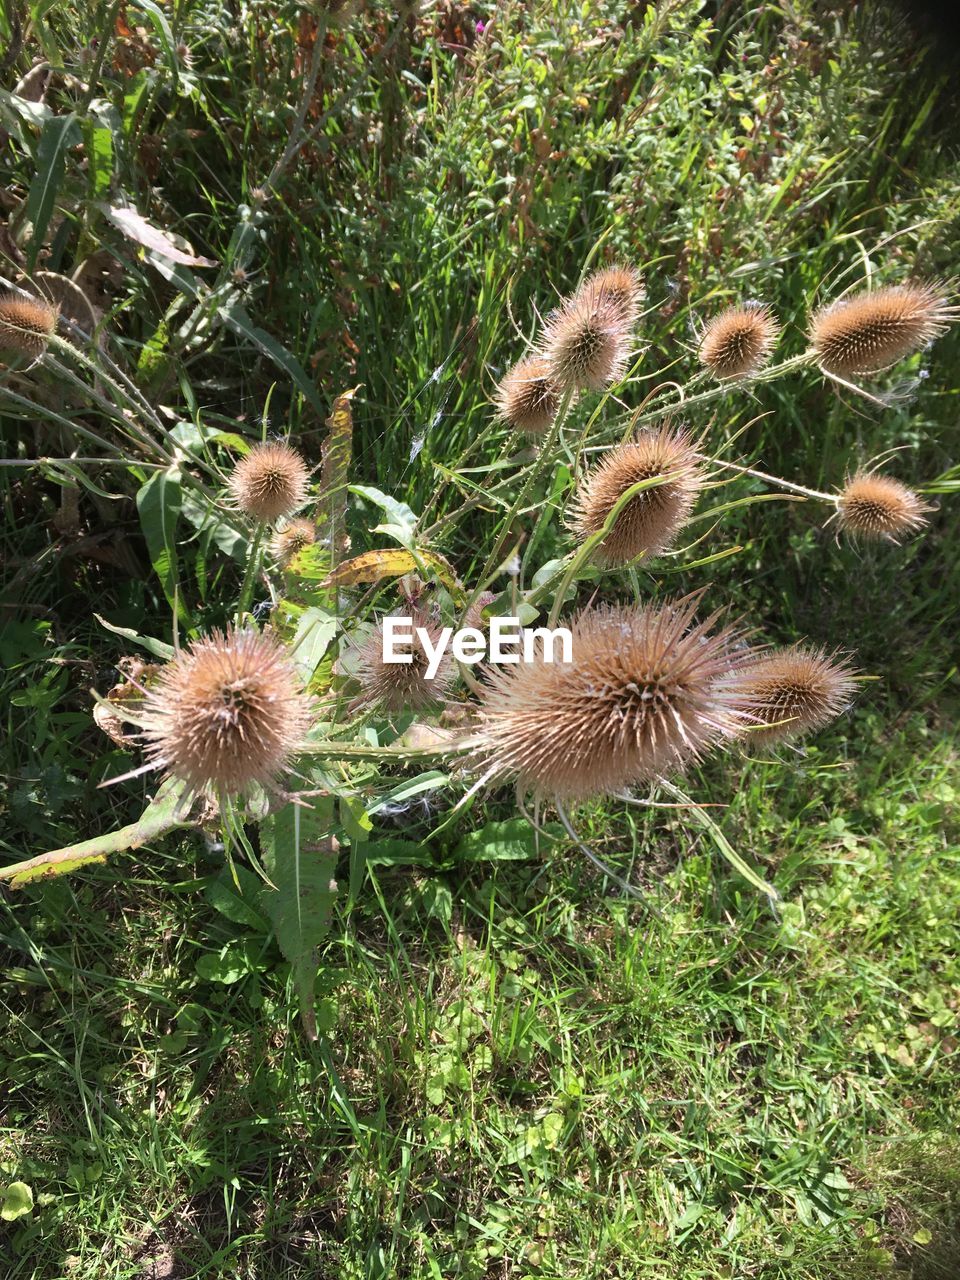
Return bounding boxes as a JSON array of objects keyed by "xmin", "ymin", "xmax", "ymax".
[
  {"xmin": 698, "ymin": 302, "xmax": 779, "ymax": 379},
  {"xmin": 0, "ymin": 292, "xmax": 60, "ymax": 359},
  {"xmin": 354, "ymin": 608, "xmax": 454, "ymax": 714},
  {"xmin": 722, "ymin": 645, "xmax": 857, "ymax": 746},
  {"xmin": 539, "ymin": 281, "xmax": 631, "ymax": 392},
  {"xmin": 272, "ymin": 517, "xmax": 318, "ymax": 567},
  {"xmin": 470, "ymin": 595, "xmax": 755, "ymax": 801},
  {"xmin": 836, "ymin": 471, "xmax": 934, "ymax": 543},
  {"xmin": 495, "ymin": 355, "xmax": 561, "ymax": 435},
  {"xmin": 809, "ymin": 281, "xmax": 958, "ymax": 376},
  {"xmin": 229, "ymin": 440, "xmax": 310, "ymax": 522},
  {"xmin": 576, "ymin": 264, "xmax": 644, "ymax": 327},
  {"xmin": 140, "ymin": 626, "xmax": 314, "ymax": 799},
  {"xmin": 568, "ymin": 423, "xmax": 703, "ymax": 566}
]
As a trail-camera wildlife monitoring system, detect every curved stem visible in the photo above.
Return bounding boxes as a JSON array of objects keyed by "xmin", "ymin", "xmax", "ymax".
[{"xmin": 712, "ymin": 458, "xmax": 837, "ymax": 504}]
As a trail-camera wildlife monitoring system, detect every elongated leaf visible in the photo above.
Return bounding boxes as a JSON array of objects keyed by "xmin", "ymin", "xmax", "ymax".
[
  {"xmin": 1, "ymin": 778, "xmax": 192, "ymax": 887},
  {"xmin": 218, "ymin": 302, "xmax": 325, "ymax": 415},
  {"xmin": 454, "ymin": 817, "xmax": 564, "ymax": 863},
  {"xmin": 25, "ymin": 113, "xmax": 78, "ymax": 270},
  {"xmin": 291, "ymin": 606, "xmax": 338, "ymax": 682},
  {"xmin": 179, "ymin": 490, "xmax": 249, "ymax": 563},
  {"xmin": 318, "ymin": 388, "xmax": 357, "ymax": 567},
  {"xmin": 321, "ymin": 546, "xmax": 461, "ymax": 594},
  {"xmin": 136, "ymin": 465, "xmax": 185, "ymax": 617},
  {"xmin": 103, "ymin": 203, "xmax": 217, "ymax": 266},
  {"xmin": 259, "ymin": 799, "xmax": 339, "ymax": 1040},
  {"xmin": 349, "ymin": 484, "xmax": 419, "ymax": 550},
  {"xmin": 83, "ymin": 116, "xmax": 113, "ymax": 199}
]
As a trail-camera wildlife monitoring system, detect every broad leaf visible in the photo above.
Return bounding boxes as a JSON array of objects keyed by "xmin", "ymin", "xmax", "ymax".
[
  {"xmin": 136, "ymin": 465, "xmax": 186, "ymax": 619},
  {"xmin": 25, "ymin": 113, "xmax": 79, "ymax": 270},
  {"xmin": 350, "ymin": 485, "xmax": 418, "ymax": 550}
]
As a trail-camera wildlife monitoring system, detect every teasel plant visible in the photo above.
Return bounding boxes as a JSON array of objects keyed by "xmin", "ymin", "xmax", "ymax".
[{"xmin": 3, "ymin": 248, "xmax": 957, "ymax": 1034}]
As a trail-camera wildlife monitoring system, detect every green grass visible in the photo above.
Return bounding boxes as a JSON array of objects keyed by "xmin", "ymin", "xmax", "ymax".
[{"xmin": 2, "ymin": 0, "xmax": 960, "ymax": 1276}]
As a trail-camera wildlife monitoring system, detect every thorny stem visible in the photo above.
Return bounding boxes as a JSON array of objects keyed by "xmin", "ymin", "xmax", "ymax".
[
  {"xmin": 299, "ymin": 737, "xmax": 479, "ymax": 761},
  {"xmin": 236, "ymin": 523, "xmax": 266, "ymax": 624},
  {"xmin": 712, "ymin": 458, "xmax": 838, "ymax": 504}
]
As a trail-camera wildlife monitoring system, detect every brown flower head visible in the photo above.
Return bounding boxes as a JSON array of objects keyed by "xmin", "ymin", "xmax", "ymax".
[
  {"xmin": 0, "ymin": 292, "xmax": 59, "ymax": 358},
  {"xmin": 836, "ymin": 471, "xmax": 933, "ymax": 543},
  {"xmin": 495, "ymin": 355, "xmax": 561, "ymax": 435},
  {"xmin": 810, "ymin": 282, "xmax": 958, "ymax": 376},
  {"xmin": 272, "ymin": 517, "xmax": 317, "ymax": 567},
  {"xmin": 568, "ymin": 424, "xmax": 703, "ymax": 566},
  {"xmin": 229, "ymin": 441, "xmax": 310, "ymax": 522},
  {"xmin": 141, "ymin": 627, "xmax": 314, "ymax": 798},
  {"xmin": 471, "ymin": 596, "xmax": 754, "ymax": 801},
  {"xmin": 539, "ymin": 282, "xmax": 631, "ymax": 392},
  {"xmin": 577, "ymin": 264, "xmax": 644, "ymax": 327},
  {"xmin": 698, "ymin": 302, "xmax": 779, "ymax": 379},
  {"xmin": 722, "ymin": 645, "xmax": 857, "ymax": 746},
  {"xmin": 354, "ymin": 609, "xmax": 455, "ymax": 714}
]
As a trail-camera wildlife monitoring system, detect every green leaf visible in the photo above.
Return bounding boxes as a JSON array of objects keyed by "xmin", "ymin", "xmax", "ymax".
[
  {"xmin": 259, "ymin": 799, "xmax": 339, "ymax": 1040},
  {"xmin": 24, "ymin": 113, "xmax": 79, "ymax": 271},
  {"xmin": 454, "ymin": 817, "xmax": 563, "ymax": 863},
  {"xmin": 217, "ymin": 301, "xmax": 325, "ymax": 415},
  {"xmin": 195, "ymin": 946, "xmax": 248, "ymax": 985},
  {"xmin": 136, "ymin": 466, "xmax": 186, "ymax": 619},
  {"xmin": 179, "ymin": 490, "xmax": 249, "ymax": 563},
  {"xmin": 83, "ymin": 115, "xmax": 113, "ymax": 199},
  {"xmin": 349, "ymin": 485, "xmax": 418, "ymax": 550},
  {"xmin": 290, "ymin": 606, "xmax": 338, "ymax": 683},
  {"xmin": 1, "ymin": 1182, "xmax": 33, "ymax": 1222},
  {"xmin": 366, "ymin": 771, "xmax": 448, "ymax": 817},
  {"xmin": 94, "ymin": 615, "xmax": 175, "ymax": 661},
  {"xmin": 203, "ymin": 867, "xmax": 270, "ymax": 932}
]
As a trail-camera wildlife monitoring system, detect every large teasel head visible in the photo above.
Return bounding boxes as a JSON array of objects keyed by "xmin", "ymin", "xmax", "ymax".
[
  {"xmin": 721, "ymin": 645, "xmax": 857, "ymax": 747},
  {"xmin": 809, "ymin": 281, "xmax": 958, "ymax": 376},
  {"xmin": 0, "ymin": 292, "xmax": 59, "ymax": 359},
  {"xmin": 353, "ymin": 608, "xmax": 454, "ymax": 714},
  {"xmin": 229, "ymin": 441, "xmax": 310, "ymax": 522},
  {"xmin": 470, "ymin": 595, "xmax": 755, "ymax": 801},
  {"xmin": 495, "ymin": 355, "xmax": 561, "ymax": 435},
  {"xmin": 836, "ymin": 471, "xmax": 934, "ymax": 544},
  {"xmin": 567, "ymin": 423, "xmax": 704, "ymax": 566},
  {"xmin": 140, "ymin": 626, "xmax": 315, "ymax": 799},
  {"xmin": 576, "ymin": 264, "xmax": 644, "ymax": 328},
  {"xmin": 539, "ymin": 278, "xmax": 633, "ymax": 392},
  {"xmin": 698, "ymin": 302, "xmax": 779, "ymax": 379}
]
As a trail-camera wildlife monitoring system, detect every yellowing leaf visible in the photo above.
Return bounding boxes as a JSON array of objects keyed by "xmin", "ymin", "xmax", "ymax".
[{"xmin": 322, "ymin": 547, "xmax": 462, "ymax": 597}]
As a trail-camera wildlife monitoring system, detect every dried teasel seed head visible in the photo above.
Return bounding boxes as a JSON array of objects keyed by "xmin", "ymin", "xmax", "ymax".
[
  {"xmin": 539, "ymin": 283, "xmax": 631, "ymax": 392},
  {"xmin": 471, "ymin": 596, "xmax": 755, "ymax": 801},
  {"xmin": 568, "ymin": 423, "xmax": 703, "ymax": 566},
  {"xmin": 495, "ymin": 356, "xmax": 561, "ymax": 435},
  {"xmin": 577, "ymin": 264, "xmax": 644, "ymax": 327},
  {"xmin": 836, "ymin": 471, "xmax": 934, "ymax": 543},
  {"xmin": 0, "ymin": 292, "xmax": 59, "ymax": 358},
  {"xmin": 810, "ymin": 281, "xmax": 958, "ymax": 376},
  {"xmin": 272, "ymin": 517, "xmax": 318, "ymax": 567},
  {"xmin": 698, "ymin": 302, "xmax": 779, "ymax": 379},
  {"xmin": 141, "ymin": 626, "xmax": 314, "ymax": 798},
  {"xmin": 721, "ymin": 645, "xmax": 857, "ymax": 746},
  {"xmin": 354, "ymin": 609, "xmax": 455, "ymax": 714},
  {"xmin": 229, "ymin": 441, "xmax": 310, "ymax": 522}
]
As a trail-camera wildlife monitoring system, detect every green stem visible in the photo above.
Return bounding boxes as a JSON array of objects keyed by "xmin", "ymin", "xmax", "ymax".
[{"xmin": 236, "ymin": 522, "xmax": 266, "ymax": 623}]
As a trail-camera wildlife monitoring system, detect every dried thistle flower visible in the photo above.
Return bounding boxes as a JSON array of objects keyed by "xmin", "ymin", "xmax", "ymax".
[
  {"xmin": 810, "ymin": 282, "xmax": 958, "ymax": 376},
  {"xmin": 836, "ymin": 471, "xmax": 933, "ymax": 543},
  {"xmin": 471, "ymin": 597, "xmax": 753, "ymax": 801},
  {"xmin": 568, "ymin": 424, "xmax": 703, "ymax": 566},
  {"xmin": 141, "ymin": 627, "xmax": 314, "ymax": 798},
  {"xmin": 722, "ymin": 645, "xmax": 857, "ymax": 746},
  {"xmin": 229, "ymin": 441, "xmax": 310, "ymax": 522},
  {"xmin": 539, "ymin": 283, "xmax": 631, "ymax": 392},
  {"xmin": 698, "ymin": 302, "xmax": 779, "ymax": 379},
  {"xmin": 272, "ymin": 517, "xmax": 317, "ymax": 567},
  {"xmin": 495, "ymin": 355, "xmax": 561, "ymax": 435},
  {"xmin": 0, "ymin": 292, "xmax": 59, "ymax": 358},
  {"xmin": 577, "ymin": 264, "xmax": 644, "ymax": 326},
  {"xmin": 354, "ymin": 609, "xmax": 454, "ymax": 714}
]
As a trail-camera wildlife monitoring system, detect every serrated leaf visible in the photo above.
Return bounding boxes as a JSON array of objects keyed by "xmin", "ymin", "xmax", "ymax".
[
  {"xmin": 25, "ymin": 113, "xmax": 79, "ymax": 270},
  {"xmin": 203, "ymin": 867, "xmax": 270, "ymax": 931},
  {"xmin": 103, "ymin": 203, "xmax": 217, "ymax": 266},
  {"xmin": 350, "ymin": 485, "xmax": 418, "ymax": 550},
  {"xmin": 259, "ymin": 799, "xmax": 339, "ymax": 1040},
  {"xmin": 291, "ymin": 606, "xmax": 338, "ymax": 682}
]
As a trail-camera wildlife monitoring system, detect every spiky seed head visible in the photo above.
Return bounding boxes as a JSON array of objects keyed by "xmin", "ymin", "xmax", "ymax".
[
  {"xmin": 539, "ymin": 284, "xmax": 631, "ymax": 392},
  {"xmin": 0, "ymin": 292, "xmax": 59, "ymax": 358},
  {"xmin": 698, "ymin": 302, "xmax": 779, "ymax": 379},
  {"xmin": 721, "ymin": 645, "xmax": 857, "ymax": 746},
  {"xmin": 140, "ymin": 627, "xmax": 314, "ymax": 798},
  {"xmin": 354, "ymin": 609, "xmax": 454, "ymax": 714},
  {"xmin": 471, "ymin": 597, "xmax": 754, "ymax": 801},
  {"xmin": 272, "ymin": 517, "xmax": 317, "ymax": 567},
  {"xmin": 568, "ymin": 424, "xmax": 703, "ymax": 566},
  {"xmin": 810, "ymin": 282, "xmax": 958, "ymax": 376},
  {"xmin": 495, "ymin": 356, "xmax": 561, "ymax": 435},
  {"xmin": 577, "ymin": 264, "xmax": 644, "ymax": 326},
  {"xmin": 229, "ymin": 441, "xmax": 310, "ymax": 522},
  {"xmin": 837, "ymin": 471, "xmax": 933, "ymax": 543}
]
